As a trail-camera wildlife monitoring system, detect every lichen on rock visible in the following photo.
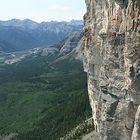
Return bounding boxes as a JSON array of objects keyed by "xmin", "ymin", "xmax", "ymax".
[{"xmin": 83, "ymin": 0, "xmax": 140, "ymax": 139}]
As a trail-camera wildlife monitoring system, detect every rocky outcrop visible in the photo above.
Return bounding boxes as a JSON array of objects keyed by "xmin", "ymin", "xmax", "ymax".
[
  {"xmin": 60, "ymin": 118, "xmax": 94, "ymax": 140},
  {"xmin": 59, "ymin": 31, "xmax": 83, "ymax": 56},
  {"xmin": 1, "ymin": 133, "xmax": 18, "ymax": 140},
  {"xmin": 83, "ymin": 0, "xmax": 140, "ymax": 139}
]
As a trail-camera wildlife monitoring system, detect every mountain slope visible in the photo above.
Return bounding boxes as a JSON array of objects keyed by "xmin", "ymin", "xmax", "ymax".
[
  {"xmin": 0, "ymin": 32, "xmax": 91, "ymax": 140},
  {"xmin": 0, "ymin": 19, "xmax": 83, "ymax": 52},
  {"xmin": 0, "ymin": 26, "xmax": 40, "ymax": 52}
]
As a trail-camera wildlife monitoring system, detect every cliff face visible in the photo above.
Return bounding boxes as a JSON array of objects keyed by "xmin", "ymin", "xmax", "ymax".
[{"xmin": 83, "ymin": 0, "xmax": 140, "ymax": 139}]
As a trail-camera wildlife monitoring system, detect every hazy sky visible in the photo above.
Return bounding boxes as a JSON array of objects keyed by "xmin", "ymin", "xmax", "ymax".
[{"xmin": 0, "ymin": 0, "xmax": 86, "ymax": 22}]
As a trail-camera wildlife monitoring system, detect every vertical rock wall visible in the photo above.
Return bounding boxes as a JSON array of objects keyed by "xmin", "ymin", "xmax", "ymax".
[{"xmin": 83, "ymin": 0, "xmax": 140, "ymax": 139}]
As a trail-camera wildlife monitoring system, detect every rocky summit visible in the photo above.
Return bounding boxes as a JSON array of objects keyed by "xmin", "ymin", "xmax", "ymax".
[{"xmin": 83, "ymin": 0, "xmax": 140, "ymax": 140}]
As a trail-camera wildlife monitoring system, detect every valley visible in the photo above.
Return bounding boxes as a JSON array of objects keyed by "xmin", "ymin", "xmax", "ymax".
[
  {"xmin": 0, "ymin": 27, "xmax": 92, "ymax": 140},
  {"xmin": 0, "ymin": 19, "xmax": 83, "ymax": 52}
]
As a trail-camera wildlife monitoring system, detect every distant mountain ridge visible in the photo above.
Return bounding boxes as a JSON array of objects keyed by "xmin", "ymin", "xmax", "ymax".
[
  {"xmin": 0, "ymin": 19, "xmax": 83, "ymax": 52},
  {"xmin": 0, "ymin": 19, "xmax": 39, "ymax": 30},
  {"xmin": 0, "ymin": 19, "xmax": 83, "ymax": 29}
]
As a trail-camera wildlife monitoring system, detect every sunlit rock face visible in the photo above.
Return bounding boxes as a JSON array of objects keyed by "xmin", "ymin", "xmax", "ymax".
[{"xmin": 83, "ymin": 0, "xmax": 140, "ymax": 139}]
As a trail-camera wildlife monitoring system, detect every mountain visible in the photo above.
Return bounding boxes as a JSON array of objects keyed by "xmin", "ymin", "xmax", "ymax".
[
  {"xmin": 0, "ymin": 26, "xmax": 40, "ymax": 52},
  {"xmin": 83, "ymin": 0, "xmax": 140, "ymax": 139},
  {"xmin": 0, "ymin": 19, "xmax": 83, "ymax": 52},
  {"xmin": 0, "ymin": 19, "xmax": 39, "ymax": 30},
  {"xmin": 0, "ymin": 31, "xmax": 83, "ymax": 65},
  {"xmin": 0, "ymin": 31, "xmax": 92, "ymax": 140}
]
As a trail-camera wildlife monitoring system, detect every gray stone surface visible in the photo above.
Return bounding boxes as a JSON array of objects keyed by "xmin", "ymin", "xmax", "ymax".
[
  {"xmin": 82, "ymin": 131, "xmax": 99, "ymax": 140},
  {"xmin": 83, "ymin": 0, "xmax": 140, "ymax": 139}
]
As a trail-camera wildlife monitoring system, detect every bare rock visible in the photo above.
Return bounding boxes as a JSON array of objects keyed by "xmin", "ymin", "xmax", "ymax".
[{"xmin": 83, "ymin": 0, "xmax": 140, "ymax": 139}]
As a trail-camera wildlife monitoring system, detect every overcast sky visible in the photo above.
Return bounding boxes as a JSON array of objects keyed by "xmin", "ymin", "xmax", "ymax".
[{"xmin": 0, "ymin": 0, "xmax": 86, "ymax": 22}]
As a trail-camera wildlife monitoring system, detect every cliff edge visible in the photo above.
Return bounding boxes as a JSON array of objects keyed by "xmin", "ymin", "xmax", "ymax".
[{"xmin": 83, "ymin": 0, "xmax": 140, "ymax": 139}]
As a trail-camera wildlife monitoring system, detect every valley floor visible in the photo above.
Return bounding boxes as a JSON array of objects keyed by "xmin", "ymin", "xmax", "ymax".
[{"xmin": 0, "ymin": 51, "xmax": 92, "ymax": 140}]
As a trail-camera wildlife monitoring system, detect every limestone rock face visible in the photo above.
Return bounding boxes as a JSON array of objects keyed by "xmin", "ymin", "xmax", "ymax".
[{"xmin": 83, "ymin": 0, "xmax": 140, "ymax": 139}]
